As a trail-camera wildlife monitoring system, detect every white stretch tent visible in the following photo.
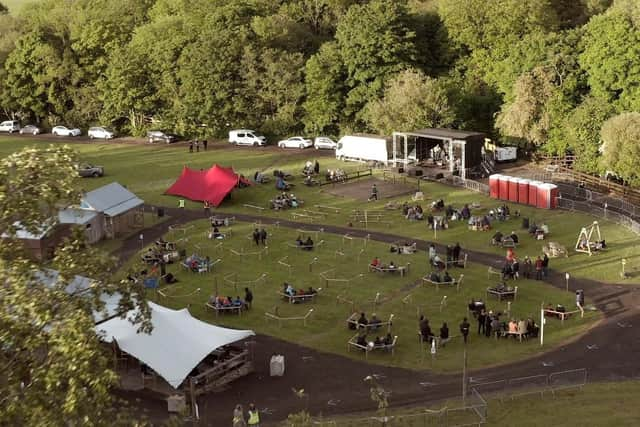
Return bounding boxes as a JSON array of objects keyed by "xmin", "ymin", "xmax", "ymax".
[{"xmin": 96, "ymin": 302, "xmax": 255, "ymax": 388}]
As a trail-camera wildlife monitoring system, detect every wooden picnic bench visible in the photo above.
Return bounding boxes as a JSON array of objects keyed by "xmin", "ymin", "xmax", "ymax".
[
  {"xmin": 502, "ymin": 330, "xmax": 526, "ymax": 342},
  {"xmin": 278, "ymin": 290, "xmax": 320, "ymax": 304},
  {"xmin": 368, "ymin": 263, "xmax": 410, "ymax": 277},
  {"xmin": 486, "ymin": 286, "xmax": 518, "ymax": 301},
  {"xmin": 422, "ymin": 274, "xmax": 464, "ymax": 291},
  {"xmin": 205, "ymin": 302, "xmax": 243, "ymax": 316},
  {"xmin": 544, "ymin": 308, "xmax": 582, "ymax": 324}
]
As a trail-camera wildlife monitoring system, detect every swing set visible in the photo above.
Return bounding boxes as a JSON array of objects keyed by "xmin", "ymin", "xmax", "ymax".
[{"xmin": 575, "ymin": 221, "xmax": 605, "ymax": 256}]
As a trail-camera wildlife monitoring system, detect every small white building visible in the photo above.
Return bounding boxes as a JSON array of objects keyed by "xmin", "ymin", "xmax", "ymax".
[{"xmin": 80, "ymin": 182, "xmax": 144, "ymax": 239}]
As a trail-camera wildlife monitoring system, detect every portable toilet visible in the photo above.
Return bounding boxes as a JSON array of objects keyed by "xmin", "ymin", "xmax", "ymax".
[
  {"xmin": 489, "ymin": 174, "xmax": 503, "ymax": 199},
  {"xmin": 537, "ymin": 183, "xmax": 559, "ymax": 209},
  {"xmin": 518, "ymin": 179, "xmax": 530, "ymax": 205},
  {"xmin": 508, "ymin": 177, "xmax": 519, "ymax": 202},
  {"xmin": 528, "ymin": 181, "xmax": 542, "ymax": 207},
  {"xmin": 498, "ymin": 175, "xmax": 510, "ymax": 201}
]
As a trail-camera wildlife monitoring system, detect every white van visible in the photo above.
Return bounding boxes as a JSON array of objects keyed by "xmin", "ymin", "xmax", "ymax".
[
  {"xmin": 228, "ymin": 129, "xmax": 267, "ymax": 146},
  {"xmin": 335, "ymin": 135, "xmax": 390, "ymax": 164},
  {"xmin": 0, "ymin": 120, "xmax": 20, "ymax": 133}
]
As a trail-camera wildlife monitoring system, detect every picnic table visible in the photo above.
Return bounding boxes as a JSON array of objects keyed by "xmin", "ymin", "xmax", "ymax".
[
  {"xmin": 278, "ymin": 290, "xmax": 319, "ymax": 304},
  {"xmin": 346, "ymin": 313, "xmax": 393, "ymax": 331},
  {"xmin": 205, "ymin": 302, "xmax": 243, "ymax": 316},
  {"xmin": 347, "ymin": 334, "xmax": 398, "ymax": 359},
  {"xmin": 544, "ymin": 308, "xmax": 581, "ymax": 324},
  {"xmin": 368, "ymin": 263, "xmax": 410, "ymax": 277},
  {"xmin": 422, "ymin": 274, "xmax": 464, "ymax": 291},
  {"xmin": 502, "ymin": 330, "xmax": 526, "ymax": 342},
  {"xmin": 486, "ymin": 285, "xmax": 518, "ymax": 301}
]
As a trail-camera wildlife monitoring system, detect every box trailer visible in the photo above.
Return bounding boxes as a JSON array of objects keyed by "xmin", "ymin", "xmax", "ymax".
[{"xmin": 335, "ymin": 135, "xmax": 391, "ymax": 164}]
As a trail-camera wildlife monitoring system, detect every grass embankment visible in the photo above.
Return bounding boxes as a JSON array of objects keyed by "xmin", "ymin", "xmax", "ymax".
[{"xmin": 127, "ymin": 220, "xmax": 597, "ymax": 373}]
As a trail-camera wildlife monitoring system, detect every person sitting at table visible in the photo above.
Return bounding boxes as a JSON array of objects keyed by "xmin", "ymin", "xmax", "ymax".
[
  {"xmin": 284, "ymin": 283, "xmax": 295, "ymax": 297},
  {"xmin": 369, "ymin": 314, "xmax": 382, "ymax": 330},
  {"xmin": 426, "ymin": 214, "xmax": 434, "ymax": 227},
  {"xmin": 371, "ymin": 257, "xmax": 380, "ymax": 268},
  {"xmin": 384, "ymin": 333, "xmax": 393, "ymax": 345},
  {"xmin": 433, "ymin": 255, "xmax": 445, "ymax": 270},
  {"xmin": 163, "ymin": 272, "xmax": 178, "ymax": 284},
  {"xmin": 388, "ymin": 261, "xmax": 397, "ymax": 271},
  {"xmin": 429, "ymin": 271, "xmax": 441, "ymax": 282},
  {"xmin": 481, "ymin": 215, "xmax": 491, "ymax": 231},
  {"xmin": 303, "ymin": 236, "xmax": 314, "ymax": 250},
  {"xmin": 415, "ymin": 205, "xmax": 424, "ymax": 220},
  {"xmin": 509, "ymin": 231, "xmax": 519, "ymax": 244},
  {"xmin": 233, "ymin": 296, "xmax": 243, "ymax": 307},
  {"xmin": 208, "ymin": 294, "xmax": 217, "ymax": 306},
  {"xmin": 528, "ymin": 222, "xmax": 538, "ymax": 235},
  {"xmin": 356, "ymin": 333, "xmax": 367, "ymax": 349},
  {"xmin": 358, "ymin": 312, "xmax": 368, "ymax": 329},
  {"xmin": 406, "ymin": 206, "xmax": 416, "ymax": 220},
  {"xmin": 445, "ymin": 205, "xmax": 454, "ymax": 219},
  {"xmin": 508, "ymin": 319, "xmax": 518, "ymax": 334},
  {"xmin": 295, "ymin": 235, "xmax": 303, "ymax": 246},
  {"xmin": 443, "ymin": 271, "xmax": 453, "ymax": 283},
  {"xmin": 440, "ymin": 322, "xmax": 450, "ymax": 347},
  {"xmin": 461, "ymin": 204, "xmax": 471, "ymax": 220},
  {"xmin": 527, "ymin": 318, "xmax": 540, "ymax": 338},
  {"xmin": 224, "ymin": 296, "xmax": 233, "ymax": 307},
  {"xmin": 373, "ymin": 336, "xmax": 383, "ymax": 347},
  {"xmin": 596, "ymin": 239, "xmax": 606, "ymax": 250},
  {"xmin": 211, "ymin": 226, "xmax": 224, "ymax": 240},
  {"xmin": 492, "ymin": 230, "xmax": 503, "ymax": 245},
  {"xmin": 517, "ymin": 318, "xmax": 527, "ymax": 335}
]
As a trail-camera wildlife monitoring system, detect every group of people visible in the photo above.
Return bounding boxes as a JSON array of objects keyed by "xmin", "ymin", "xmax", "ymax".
[
  {"xmin": 232, "ymin": 403, "xmax": 260, "ymax": 426},
  {"xmin": 188, "ymin": 139, "xmax": 208, "ymax": 153},
  {"xmin": 355, "ymin": 332, "xmax": 394, "ymax": 349},
  {"xmin": 210, "ymin": 287, "xmax": 253, "ymax": 310},
  {"xmin": 294, "ymin": 235, "xmax": 314, "ymax": 250},
  {"xmin": 491, "ymin": 230, "xmax": 519, "ymax": 246},
  {"xmin": 499, "ymin": 247, "xmax": 549, "ymax": 281},
  {"xmin": 370, "ymin": 257, "xmax": 399, "ymax": 271},
  {"xmin": 419, "ymin": 315, "xmax": 450, "ymax": 347},
  {"xmin": 282, "ymin": 283, "xmax": 317, "ymax": 301},
  {"xmin": 303, "ymin": 160, "xmax": 320, "ymax": 176},
  {"xmin": 326, "ymin": 168, "xmax": 347, "ymax": 183},
  {"xmin": 402, "ymin": 202, "xmax": 424, "ymax": 220},
  {"xmin": 270, "ymin": 192, "xmax": 300, "ymax": 210},
  {"xmin": 352, "ymin": 312, "xmax": 393, "ymax": 350},
  {"xmin": 252, "ymin": 228, "xmax": 268, "ymax": 245},
  {"xmin": 465, "ymin": 300, "xmax": 540, "ymax": 341},
  {"xmin": 427, "ymin": 270, "xmax": 454, "ymax": 283},
  {"xmin": 350, "ymin": 312, "xmax": 383, "ymax": 330}
]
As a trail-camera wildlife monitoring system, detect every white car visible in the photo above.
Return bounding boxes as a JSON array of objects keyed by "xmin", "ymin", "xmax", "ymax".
[
  {"xmin": 0, "ymin": 120, "xmax": 20, "ymax": 133},
  {"xmin": 228, "ymin": 129, "xmax": 266, "ymax": 146},
  {"xmin": 278, "ymin": 136, "xmax": 313, "ymax": 149},
  {"xmin": 314, "ymin": 136, "xmax": 337, "ymax": 150},
  {"xmin": 52, "ymin": 126, "xmax": 81, "ymax": 137},
  {"xmin": 88, "ymin": 126, "xmax": 114, "ymax": 139}
]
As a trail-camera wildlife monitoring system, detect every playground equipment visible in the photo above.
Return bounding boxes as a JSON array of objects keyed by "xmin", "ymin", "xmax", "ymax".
[{"xmin": 575, "ymin": 221, "xmax": 604, "ymax": 256}]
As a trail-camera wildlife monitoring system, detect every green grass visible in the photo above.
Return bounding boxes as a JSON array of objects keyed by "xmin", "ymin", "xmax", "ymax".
[
  {"xmin": 1, "ymin": 137, "xmax": 637, "ymax": 285},
  {"xmin": 316, "ymin": 381, "xmax": 640, "ymax": 427},
  {"xmin": 127, "ymin": 219, "xmax": 598, "ymax": 373}
]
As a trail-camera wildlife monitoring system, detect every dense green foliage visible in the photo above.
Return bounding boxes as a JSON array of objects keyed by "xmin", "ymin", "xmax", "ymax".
[{"xmin": 0, "ymin": 0, "xmax": 638, "ymax": 177}]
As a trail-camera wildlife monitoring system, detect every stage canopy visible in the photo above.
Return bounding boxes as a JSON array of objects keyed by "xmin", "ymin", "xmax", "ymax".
[
  {"xmin": 96, "ymin": 302, "xmax": 254, "ymax": 388},
  {"xmin": 165, "ymin": 164, "xmax": 250, "ymax": 207}
]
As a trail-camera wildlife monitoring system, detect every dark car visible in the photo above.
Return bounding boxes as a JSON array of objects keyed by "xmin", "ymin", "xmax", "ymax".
[
  {"xmin": 147, "ymin": 130, "xmax": 177, "ymax": 144},
  {"xmin": 78, "ymin": 163, "xmax": 104, "ymax": 178}
]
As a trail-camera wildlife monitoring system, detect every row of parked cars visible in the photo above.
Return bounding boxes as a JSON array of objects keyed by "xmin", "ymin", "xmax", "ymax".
[
  {"xmin": 228, "ymin": 129, "xmax": 337, "ymax": 150},
  {"xmin": 0, "ymin": 120, "xmax": 115, "ymax": 139}
]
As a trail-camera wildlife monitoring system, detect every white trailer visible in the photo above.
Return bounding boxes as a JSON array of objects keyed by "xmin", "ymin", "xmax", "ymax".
[
  {"xmin": 494, "ymin": 146, "xmax": 517, "ymax": 162},
  {"xmin": 335, "ymin": 135, "xmax": 390, "ymax": 164}
]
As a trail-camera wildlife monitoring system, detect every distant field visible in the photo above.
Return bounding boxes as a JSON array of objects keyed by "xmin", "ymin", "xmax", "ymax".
[{"xmin": 4, "ymin": 0, "xmax": 32, "ymax": 13}]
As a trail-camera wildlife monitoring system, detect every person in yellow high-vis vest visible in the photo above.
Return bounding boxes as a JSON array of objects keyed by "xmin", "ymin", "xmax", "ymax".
[
  {"xmin": 232, "ymin": 404, "xmax": 246, "ymax": 427},
  {"xmin": 247, "ymin": 403, "xmax": 260, "ymax": 426}
]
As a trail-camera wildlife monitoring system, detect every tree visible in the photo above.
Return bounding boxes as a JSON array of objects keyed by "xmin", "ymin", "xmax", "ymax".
[
  {"xmin": 302, "ymin": 42, "xmax": 346, "ymax": 135},
  {"xmin": 0, "ymin": 2, "xmax": 7, "ymax": 14},
  {"xmin": 580, "ymin": 3, "xmax": 640, "ymax": 111},
  {"xmin": 364, "ymin": 69, "xmax": 455, "ymax": 135},
  {"xmin": 600, "ymin": 112, "xmax": 640, "ymax": 186},
  {"xmin": 335, "ymin": 0, "xmax": 416, "ymax": 125},
  {"xmin": 562, "ymin": 96, "xmax": 615, "ymax": 173},
  {"xmin": 0, "ymin": 146, "xmax": 150, "ymax": 425}
]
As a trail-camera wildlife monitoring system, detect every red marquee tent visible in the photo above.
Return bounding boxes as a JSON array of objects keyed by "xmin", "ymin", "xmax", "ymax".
[{"xmin": 165, "ymin": 165, "xmax": 250, "ymax": 207}]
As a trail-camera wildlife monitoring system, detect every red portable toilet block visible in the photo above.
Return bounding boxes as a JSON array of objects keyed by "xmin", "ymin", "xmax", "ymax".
[
  {"xmin": 537, "ymin": 183, "xmax": 559, "ymax": 209},
  {"xmin": 518, "ymin": 179, "xmax": 530, "ymax": 205},
  {"xmin": 528, "ymin": 181, "xmax": 541, "ymax": 207},
  {"xmin": 498, "ymin": 175, "xmax": 510, "ymax": 201},
  {"xmin": 508, "ymin": 177, "xmax": 519, "ymax": 202},
  {"xmin": 489, "ymin": 174, "xmax": 502, "ymax": 199}
]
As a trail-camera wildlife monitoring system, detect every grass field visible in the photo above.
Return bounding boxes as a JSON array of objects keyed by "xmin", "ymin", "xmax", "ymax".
[
  {"xmin": 127, "ymin": 219, "xmax": 598, "ymax": 372},
  {"xmin": 0, "ymin": 137, "xmax": 633, "ymax": 286},
  {"xmin": 317, "ymin": 381, "xmax": 640, "ymax": 427}
]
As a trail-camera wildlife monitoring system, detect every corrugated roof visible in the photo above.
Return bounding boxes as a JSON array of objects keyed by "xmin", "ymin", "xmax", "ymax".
[
  {"xmin": 2, "ymin": 221, "xmax": 53, "ymax": 240},
  {"xmin": 58, "ymin": 208, "xmax": 98, "ymax": 225},
  {"xmin": 83, "ymin": 182, "xmax": 143, "ymax": 217},
  {"xmin": 410, "ymin": 128, "xmax": 485, "ymax": 139}
]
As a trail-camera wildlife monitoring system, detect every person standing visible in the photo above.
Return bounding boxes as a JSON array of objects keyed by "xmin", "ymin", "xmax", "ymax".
[
  {"xmin": 368, "ymin": 183, "xmax": 378, "ymax": 201},
  {"xmin": 477, "ymin": 309, "xmax": 486, "ymax": 335},
  {"xmin": 252, "ymin": 229, "xmax": 260, "ymax": 246},
  {"xmin": 460, "ymin": 317, "xmax": 470, "ymax": 344},
  {"xmin": 203, "ymin": 139, "xmax": 208, "ymax": 151},
  {"xmin": 195, "ymin": 140, "xmax": 200, "ymax": 152},
  {"xmin": 244, "ymin": 287, "xmax": 253, "ymax": 310},
  {"xmin": 542, "ymin": 253, "xmax": 549, "ymax": 278},
  {"xmin": 452, "ymin": 242, "xmax": 461, "ymax": 267},
  {"xmin": 189, "ymin": 141, "xmax": 193, "ymax": 153},
  {"xmin": 259, "ymin": 228, "xmax": 267, "ymax": 245},
  {"xmin": 203, "ymin": 200, "xmax": 211, "ymax": 216},
  {"xmin": 247, "ymin": 403, "xmax": 260, "ymax": 427},
  {"xmin": 314, "ymin": 160, "xmax": 320, "ymax": 174},
  {"xmin": 535, "ymin": 256, "xmax": 543, "ymax": 280},
  {"xmin": 233, "ymin": 404, "xmax": 246, "ymax": 427}
]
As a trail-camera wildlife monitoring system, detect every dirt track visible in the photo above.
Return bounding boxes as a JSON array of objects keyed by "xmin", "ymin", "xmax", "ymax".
[{"xmin": 116, "ymin": 207, "xmax": 640, "ymax": 425}]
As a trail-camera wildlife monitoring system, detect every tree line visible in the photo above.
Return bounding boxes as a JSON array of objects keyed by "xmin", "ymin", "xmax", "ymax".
[{"xmin": 1, "ymin": 0, "xmax": 640, "ymax": 184}]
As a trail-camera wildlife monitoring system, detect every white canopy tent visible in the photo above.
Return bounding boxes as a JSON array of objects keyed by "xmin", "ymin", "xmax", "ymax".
[{"xmin": 95, "ymin": 302, "xmax": 254, "ymax": 388}]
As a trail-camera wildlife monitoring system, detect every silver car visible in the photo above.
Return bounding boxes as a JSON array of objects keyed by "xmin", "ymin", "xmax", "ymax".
[
  {"xmin": 147, "ymin": 130, "xmax": 176, "ymax": 144},
  {"xmin": 88, "ymin": 126, "xmax": 114, "ymax": 139},
  {"xmin": 52, "ymin": 126, "xmax": 81, "ymax": 137},
  {"xmin": 314, "ymin": 136, "xmax": 337, "ymax": 150},
  {"xmin": 20, "ymin": 124, "xmax": 41, "ymax": 135},
  {"xmin": 78, "ymin": 163, "xmax": 104, "ymax": 178}
]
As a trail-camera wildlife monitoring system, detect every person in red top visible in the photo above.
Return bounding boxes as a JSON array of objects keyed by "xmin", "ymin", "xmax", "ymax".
[
  {"xmin": 371, "ymin": 257, "xmax": 380, "ymax": 267},
  {"xmin": 505, "ymin": 248, "xmax": 516, "ymax": 263},
  {"xmin": 535, "ymin": 256, "xmax": 543, "ymax": 280}
]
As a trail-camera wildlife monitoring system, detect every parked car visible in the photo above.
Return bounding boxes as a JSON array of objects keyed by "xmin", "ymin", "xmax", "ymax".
[
  {"xmin": 19, "ymin": 124, "xmax": 41, "ymax": 135},
  {"xmin": 147, "ymin": 130, "xmax": 176, "ymax": 144},
  {"xmin": 314, "ymin": 136, "xmax": 337, "ymax": 150},
  {"xmin": 278, "ymin": 136, "xmax": 313, "ymax": 149},
  {"xmin": 228, "ymin": 129, "xmax": 267, "ymax": 146},
  {"xmin": 88, "ymin": 126, "xmax": 115, "ymax": 139},
  {"xmin": 0, "ymin": 120, "xmax": 20, "ymax": 133},
  {"xmin": 52, "ymin": 126, "xmax": 81, "ymax": 137},
  {"xmin": 77, "ymin": 163, "xmax": 104, "ymax": 178}
]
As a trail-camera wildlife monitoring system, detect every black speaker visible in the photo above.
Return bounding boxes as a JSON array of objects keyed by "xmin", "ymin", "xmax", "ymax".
[{"xmin": 157, "ymin": 208, "xmax": 165, "ymax": 218}]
